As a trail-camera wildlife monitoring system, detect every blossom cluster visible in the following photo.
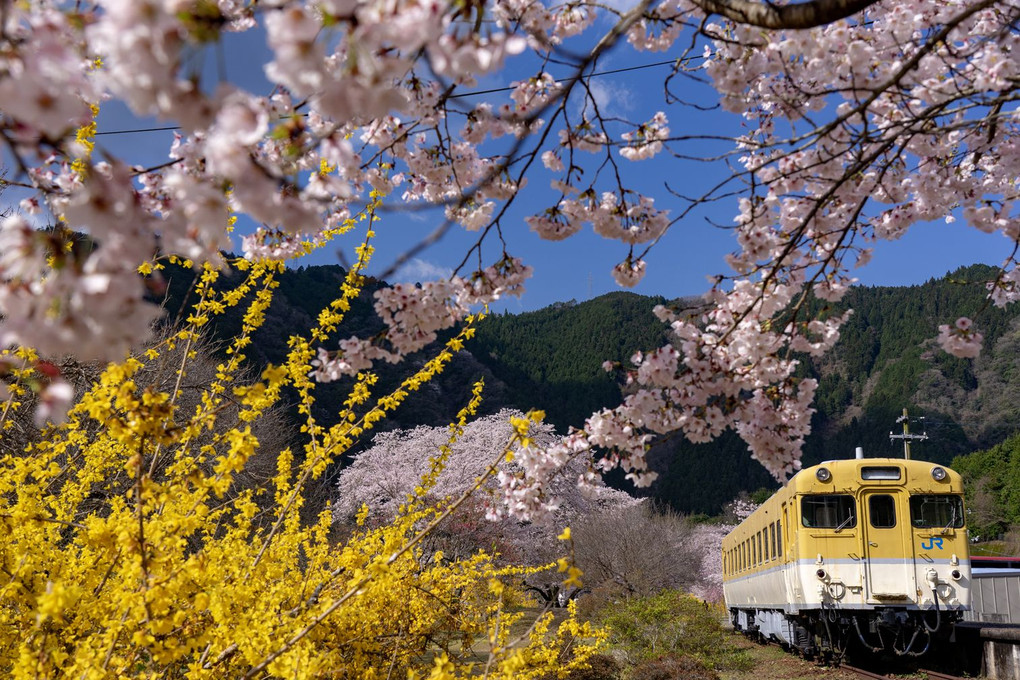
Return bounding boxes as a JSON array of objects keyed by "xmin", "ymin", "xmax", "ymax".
[
  {"xmin": 937, "ymin": 317, "xmax": 984, "ymax": 359},
  {"xmin": 333, "ymin": 410, "xmax": 636, "ymax": 561},
  {"xmin": 311, "ymin": 257, "xmax": 532, "ymax": 381},
  {"xmin": 699, "ymin": 0, "xmax": 1020, "ymax": 344}
]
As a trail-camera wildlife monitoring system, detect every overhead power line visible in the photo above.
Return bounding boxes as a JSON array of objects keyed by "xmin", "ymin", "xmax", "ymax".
[
  {"xmin": 95, "ymin": 125, "xmax": 180, "ymax": 136},
  {"xmin": 93, "ymin": 58, "xmax": 680, "ymax": 137}
]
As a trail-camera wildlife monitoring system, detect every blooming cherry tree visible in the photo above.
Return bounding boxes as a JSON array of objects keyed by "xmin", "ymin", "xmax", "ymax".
[
  {"xmin": 1, "ymin": 0, "xmax": 1018, "ymax": 518},
  {"xmin": 334, "ymin": 410, "xmax": 637, "ymax": 560}
]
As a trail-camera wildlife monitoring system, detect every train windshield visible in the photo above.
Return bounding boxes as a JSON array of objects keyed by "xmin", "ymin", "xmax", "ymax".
[
  {"xmin": 909, "ymin": 495, "xmax": 964, "ymax": 529},
  {"xmin": 801, "ymin": 495, "xmax": 856, "ymax": 529}
]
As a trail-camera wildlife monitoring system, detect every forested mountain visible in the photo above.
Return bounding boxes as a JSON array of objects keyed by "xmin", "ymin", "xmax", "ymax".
[
  {"xmin": 470, "ymin": 294, "xmax": 671, "ymax": 430},
  {"xmin": 951, "ymin": 433, "xmax": 1020, "ymax": 541},
  {"xmin": 468, "ymin": 264, "xmax": 1020, "ymax": 514},
  {"xmin": 157, "ymin": 263, "xmax": 515, "ymax": 431},
  {"xmin": 162, "ymin": 262, "xmax": 1020, "ymax": 516}
]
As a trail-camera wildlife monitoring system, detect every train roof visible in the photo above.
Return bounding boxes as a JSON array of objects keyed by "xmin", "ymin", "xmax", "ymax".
[
  {"xmin": 724, "ymin": 457, "xmax": 965, "ymax": 536},
  {"xmin": 788, "ymin": 457, "xmax": 964, "ymax": 493}
]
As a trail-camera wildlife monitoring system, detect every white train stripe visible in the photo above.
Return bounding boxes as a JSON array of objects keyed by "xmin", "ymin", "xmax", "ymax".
[{"xmin": 723, "ymin": 557, "xmax": 971, "ymax": 586}]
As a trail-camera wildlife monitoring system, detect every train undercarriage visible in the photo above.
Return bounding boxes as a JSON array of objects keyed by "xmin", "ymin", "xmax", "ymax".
[{"xmin": 731, "ymin": 606, "xmax": 961, "ymax": 663}]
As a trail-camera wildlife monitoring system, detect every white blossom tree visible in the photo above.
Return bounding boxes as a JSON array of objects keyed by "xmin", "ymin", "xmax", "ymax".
[
  {"xmin": 2, "ymin": 0, "xmax": 1018, "ymax": 517},
  {"xmin": 687, "ymin": 522, "xmax": 731, "ymax": 603},
  {"xmin": 334, "ymin": 409, "xmax": 637, "ymax": 563}
]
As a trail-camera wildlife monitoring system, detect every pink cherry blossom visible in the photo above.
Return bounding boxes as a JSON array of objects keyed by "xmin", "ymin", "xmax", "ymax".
[{"xmin": 937, "ymin": 318, "xmax": 984, "ymax": 358}]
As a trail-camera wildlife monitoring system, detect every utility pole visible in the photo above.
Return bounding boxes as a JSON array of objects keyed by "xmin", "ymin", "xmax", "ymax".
[{"xmin": 889, "ymin": 408, "xmax": 928, "ymax": 459}]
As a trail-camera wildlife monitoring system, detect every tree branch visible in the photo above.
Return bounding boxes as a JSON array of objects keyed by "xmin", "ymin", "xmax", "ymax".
[{"xmin": 690, "ymin": 0, "xmax": 881, "ymax": 29}]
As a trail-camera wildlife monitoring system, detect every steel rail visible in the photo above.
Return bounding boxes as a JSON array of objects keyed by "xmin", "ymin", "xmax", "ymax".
[
  {"xmin": 844, "ymin": 664, "xmax": 967, "ymax": 680},
  {"xmin": 842, "ymin": 665, "xmax": 890, "ymax": 680},
  {"xmin": 919, "ymin": 669, "xmax": 967, "ymax": 680}
]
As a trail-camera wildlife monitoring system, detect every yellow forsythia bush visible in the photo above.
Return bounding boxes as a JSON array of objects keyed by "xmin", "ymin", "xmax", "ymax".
[{"xmin": 0, "ymin": 209, "xmax": 603, "ymax": 678}]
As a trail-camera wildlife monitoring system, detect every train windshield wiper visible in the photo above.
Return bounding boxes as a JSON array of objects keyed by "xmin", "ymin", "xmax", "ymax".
[
  {"xmin": 941, "ymin": 508, "xmax": 956, "ymax": 535},
  {"xmin": 834, "ymin": 513, "xmax": 854, "ymax": 533}
]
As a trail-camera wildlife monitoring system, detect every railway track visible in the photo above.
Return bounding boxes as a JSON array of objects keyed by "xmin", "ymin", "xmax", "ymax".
[
  {"xmin": 919, "ymin": 671, "xmax": 969, "ymax": 680},
  {"xmin": 842, "ymin": 665, "xmax": 887, "ymax": 680},
  {"xmin": 843, "ymin": 665, "xmax": 968, "ymax": 680}
]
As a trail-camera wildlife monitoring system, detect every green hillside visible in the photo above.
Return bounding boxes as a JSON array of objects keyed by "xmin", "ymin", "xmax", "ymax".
[
  {"xmin": 160, "ymin": 262, "xmax": 1020, "ymax": 516},
  {"xmin": 951, "ymin": 433, "xmax": 1020, "ymax": 540},
  {"xmin": 471, "ymin": 293, "xmax": 669, "ymax": 430}
]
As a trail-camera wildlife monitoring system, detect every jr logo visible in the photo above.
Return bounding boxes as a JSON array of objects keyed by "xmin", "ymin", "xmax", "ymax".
[{"xmin": 921, "ymin": 537, "xmax": 944, "ymax": 550}]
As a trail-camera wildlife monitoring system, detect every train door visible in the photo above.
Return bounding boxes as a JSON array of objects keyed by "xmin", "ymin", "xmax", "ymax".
[
  {"xmin": 862, "ymin": 491, "xmax": 916, "ymax": 602},
  {"xmin": 780, "ymin": 502, "xmax": 802, "ymax": 611}
]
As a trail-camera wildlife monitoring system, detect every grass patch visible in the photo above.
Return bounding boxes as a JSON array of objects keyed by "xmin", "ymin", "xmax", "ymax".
[
  {"xmin": 598, "ymin": 590, "xmax": 753, "ymax": 675},
  {"xmin": 970, "ymin": 541, "xmax": 1008, "ymax": 556}
]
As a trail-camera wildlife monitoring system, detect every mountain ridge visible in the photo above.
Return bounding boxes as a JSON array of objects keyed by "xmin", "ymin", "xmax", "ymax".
[{"xmin": 161, "ymin": 261, "xmax": 1020, "ymax": 515}]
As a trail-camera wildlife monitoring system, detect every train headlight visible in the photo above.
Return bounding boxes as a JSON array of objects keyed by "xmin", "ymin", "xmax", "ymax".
[
  {"xmin": 816, "ymin": 467, "xmax": 832, "ymax": 483},
  {"xmin": 931, "ymin": 466, "xmax": 947, "ymax": 481},
  {"xmin": 951, "ymin": 570, "xmax": 962, "ymax": 581},
  {"xmin": 816, "ymin": 569, "xmax": 827, "ymax": 580}
]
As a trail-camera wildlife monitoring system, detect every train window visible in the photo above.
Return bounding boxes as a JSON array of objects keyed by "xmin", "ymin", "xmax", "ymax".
[
  {"xmin": 770, "ymin": 522, "xmax": 776, "ymax": 558},
  {"xmin": 861, "ymin": 466, "xmax": 901, "ymax": 480},
  {"xmin": 801, "ymin": 494, "xmax": 856, "ymax": 529},
  {"xmin": 776, "ymin": 521, "xmax": 782, "ymax": 557},
  {"xmin": 910, "ymin": 495, "xmax": 964, "ymax": 529},
  {"xmin": 759, "ymin": 531, "xmax": 765, "ymax": 562},
  {"xmin": 868, "ymin": 494, "xmax": 896, "ymax": 528}
]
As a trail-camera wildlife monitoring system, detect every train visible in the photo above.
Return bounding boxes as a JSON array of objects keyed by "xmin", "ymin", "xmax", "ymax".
[{"xmin": 722, "ymin": 456, "xmax": 970, "ymax": 661}]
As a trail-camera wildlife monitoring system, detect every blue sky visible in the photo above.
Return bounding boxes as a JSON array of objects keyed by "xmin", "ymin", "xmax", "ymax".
[{"xmin": 13, "ymin": 16, "xmax": 1012, "ymax": 315}]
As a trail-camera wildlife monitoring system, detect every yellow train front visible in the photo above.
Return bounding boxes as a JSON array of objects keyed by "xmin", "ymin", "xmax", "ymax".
[{"xmin": 722, "ymin": 458, "xmax": 970, "ymax": 660}]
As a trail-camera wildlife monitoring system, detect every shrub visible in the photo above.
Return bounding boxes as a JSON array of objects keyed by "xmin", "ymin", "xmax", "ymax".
[
  {"xmin": 575, "ymin": 582, "xmax": 630, "ymax": 622},
  {"xmin": 539, "ymin": 653, "xmax": 623, "ymax": 680},
  {"xmin": 0, "ymin": 231, "xmax": 605, "ymax": 677},
  {"xmin": 572, "ymin": 504, "xmax": 698, "ymax": 599},
  {"xmin": 629, "ymin": 654, "xmax": 719, "ymax": 680},
  {"xmin": 599, "ymin": 590, "xmax": 751, "ymax": 672}
]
